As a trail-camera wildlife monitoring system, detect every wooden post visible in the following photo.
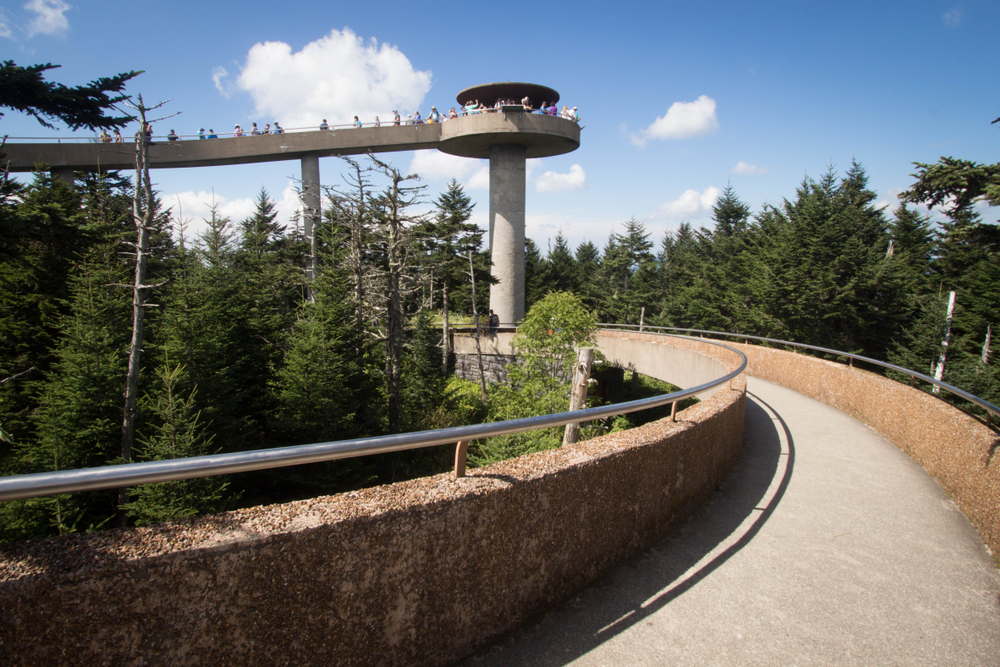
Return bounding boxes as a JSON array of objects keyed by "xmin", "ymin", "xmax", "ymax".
[
  {"xmin": 454, "ymin": 440, "xmax": 471, "ymax": 478},
  {"xmin": 563, "ymin": 348, "xmax": 595, "ymax": 446}
]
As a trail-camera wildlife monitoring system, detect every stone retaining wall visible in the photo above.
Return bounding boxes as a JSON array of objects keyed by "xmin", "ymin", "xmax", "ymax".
[
  {"xmin": 453, "ymin": 352, "xmax": 516, "ymax": 385},
  {"xmin": 731, "ymin": 342, "xmax": 1000, "ymax": 559},
  {"xmin": 0, "ymin": 336, "xmax": 747, "ymax": 666}
]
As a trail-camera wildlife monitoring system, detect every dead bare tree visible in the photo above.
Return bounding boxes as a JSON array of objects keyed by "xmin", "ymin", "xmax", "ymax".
[
  {"xmin": 117, "ymin": 94, "xmax": 176, "ymax": 508},
  {"xmin": 368, "ymin": 155, "xmax": 425, "ymax": 432},
  {"xmin": 326, "ymin": 157, "xmax": 374, "ymax": 331}
]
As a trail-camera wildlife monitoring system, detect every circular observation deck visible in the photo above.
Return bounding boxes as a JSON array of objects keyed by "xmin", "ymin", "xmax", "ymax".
[{"xmin": 439, "ymin": 81, "xmax": 579, "ymax": 159}]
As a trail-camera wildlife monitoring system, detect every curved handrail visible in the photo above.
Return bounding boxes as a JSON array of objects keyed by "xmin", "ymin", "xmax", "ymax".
[
  {"xmin": 0, "ymin": 333, "xmax": 746, "ymax": 502},
  {"xmin": 2, "ymin": 110, "xmax": 581, "ymax": 144},
  {"xmin": 600, "ymin": 324, "xmax": 1000, "ymax": 422}
]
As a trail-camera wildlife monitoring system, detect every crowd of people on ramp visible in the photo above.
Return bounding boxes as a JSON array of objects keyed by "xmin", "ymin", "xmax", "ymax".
[{"xmin": 95, "ymin": 97, "xmax": 580, "ymax": 143}]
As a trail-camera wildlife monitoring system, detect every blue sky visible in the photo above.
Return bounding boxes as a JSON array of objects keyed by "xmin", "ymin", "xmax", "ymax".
[{"xmin": 2, "ymin": 0, "xmax": 997, "ymax": 252}]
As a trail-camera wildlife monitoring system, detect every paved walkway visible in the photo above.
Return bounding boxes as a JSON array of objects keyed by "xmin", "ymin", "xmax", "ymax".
[{"xmin": 460, "ymin": 377, "xmax": 1000, "ymax": 666}]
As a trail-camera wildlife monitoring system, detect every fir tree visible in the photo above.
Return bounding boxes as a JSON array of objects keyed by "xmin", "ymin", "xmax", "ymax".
[
  {"xmin": 524, "ymin": 238, "xmax": 547, "ymax": 311},
  {"xmin": 539, "ymin": 232, "xmax": 579, "ymax": 295},
  {"xmin": 414, "ymin": 179, "xmax": 482, "ymax": 369},
  {"xmin": 122, "ymin": 357, "xmax": 232, "ymax": 526},
  {"xmin": 1, "ymin": 237, "xmax": 131, "ymax": 540}
]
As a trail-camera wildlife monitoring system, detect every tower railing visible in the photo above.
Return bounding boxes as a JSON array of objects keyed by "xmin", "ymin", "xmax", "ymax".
[{"xmin": 599, "ymin": 324, "xmax": 999, "ymax": 425}]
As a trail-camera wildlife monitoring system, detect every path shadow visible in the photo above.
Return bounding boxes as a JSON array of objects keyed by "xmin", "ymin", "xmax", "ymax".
[{"xmin": 457, "ymin": 391, "xmax": 796, "ymax": 666}]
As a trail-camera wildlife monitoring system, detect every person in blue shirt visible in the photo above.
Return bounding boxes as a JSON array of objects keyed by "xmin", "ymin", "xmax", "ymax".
[
  {"xmin": 273, "ymin": 122, "xmax": 283, "ymax": 134},
  {"xmin": 207, "ymin": 129, "xmax": 218, "ymax": 139},
  {"xmin": 354, "ymin": 116, "xmax": 362, "ymax": 128},
  {"xmin": 427, "ymin": 106, "xmax": 441, "ymax": 123},
  {"xmin": 319, "ymin": 119, "xmax": 329, "ymax": 130}
]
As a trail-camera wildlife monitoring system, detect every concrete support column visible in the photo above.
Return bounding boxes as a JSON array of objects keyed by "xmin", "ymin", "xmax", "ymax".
[
  {"xmin": 300, "ymin": 155, "xmax": 321, "ymax": 285},
  {"xmin": 489, "ymin": 144, "xmax": 526, "ymax": 324}
]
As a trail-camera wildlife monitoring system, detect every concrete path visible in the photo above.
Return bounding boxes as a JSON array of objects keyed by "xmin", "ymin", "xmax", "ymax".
[{"xmin": 459, "ymin": 377, "xmax": 1000, "ymax": 666}]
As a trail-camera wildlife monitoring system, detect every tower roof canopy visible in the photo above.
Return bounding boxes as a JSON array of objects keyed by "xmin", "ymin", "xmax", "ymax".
[{"xmin": 456, "ymin": 82, "xmax": 559, "ymax": 107}]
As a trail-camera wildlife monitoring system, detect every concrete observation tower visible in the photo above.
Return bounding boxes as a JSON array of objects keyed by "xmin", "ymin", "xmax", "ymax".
[
  {"xmin": 4, "ymin": 81, "xmax": 580, "ymax": 323},
  {"xmin": 440, "ymin": 82, "xmax": 580, "ymax": 324}
]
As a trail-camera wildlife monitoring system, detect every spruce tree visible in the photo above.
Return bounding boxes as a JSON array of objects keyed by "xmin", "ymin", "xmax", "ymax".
[
  {"xmin": 539, "ymin": 232, "xmax": 580, "ymax": 295},
  {"xmin": 414, "ymin": 180, "xmax": 481, "ymax": 369},
  {"xmin": 524, "ymin": 238, "xmax": 547, "ymax": 311},
  {"xmin": 1, "ymin": 237, "xmax": 131, "ymax": 540},
  {"xmin": 122, "ymin": 357, "xmax": 231, "ymax": 526}
]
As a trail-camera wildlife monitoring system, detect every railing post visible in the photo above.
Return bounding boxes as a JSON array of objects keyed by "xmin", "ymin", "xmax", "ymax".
[
  {"xmin": 563, "ymin": 348, "xmax": 594, "ymax": 446},
  {"xmin": 671, "ymin": 400, "xmax": 678, "ymax": 422},
  {"xmin": 454, "ymin": 441, "xmax": 471, "ymax": 478}
]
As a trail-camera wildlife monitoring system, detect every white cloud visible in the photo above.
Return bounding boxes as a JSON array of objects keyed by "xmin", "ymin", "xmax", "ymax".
[
  {"xmin": 227, "ymin": 28, "xmax": 432, "ymax": 129},
  {"xmin": 0, "ymin": 13, "xmax": 12, "ymax": 38},
  {"xmin": 24, "ymin": 0, "xmax": 69, "ymax": 37},
  {"xmin": 212, "ymin": 66, "xmax": 234, "ymax": 99},
  {"xmin": 874, "ymin": 187, "xmax": 905, "ymax": 212},
  {"xmin": 407, "ymin": 150, "xmax": 487, "ymax": 189},
  {"xmin": 943, "ymin": 6, "xmax": 963, "ymax": 27},
  {"xmin": 535, "ymin": 164, "xmax": 587, "ymax": 193},
  {"xmin": 466, "ymin": 168, "xmax": 490, "ymax": 191},
  {"xmin": 632, "ymin": 95, "xmax": 719, "ymax": 146},
  {"xmin": 650, "ymin": 187, "xmax": 721, "ymax": 220},
  {"xmin": 165, "ymin": 183, "xmax": 302, "ymax": 241},
  {"xmin": 731, "ymin": 161, "xmax": 769, "ymax": 175}
]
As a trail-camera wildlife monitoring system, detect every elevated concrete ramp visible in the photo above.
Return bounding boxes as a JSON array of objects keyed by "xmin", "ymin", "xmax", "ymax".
[{"xmin": 460, "ymin": 377, "xmax": 1000, "ymax": 666}]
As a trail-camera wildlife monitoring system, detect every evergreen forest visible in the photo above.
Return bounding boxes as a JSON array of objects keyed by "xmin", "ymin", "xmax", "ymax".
[{"xmin": 1, "ymin": 65, "xmax": 998, "ymax": 542}]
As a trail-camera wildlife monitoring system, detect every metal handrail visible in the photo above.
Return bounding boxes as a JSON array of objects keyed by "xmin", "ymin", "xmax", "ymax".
[
  {"xmin": 2, "ymin": 111, "xmax": 580, "ymax": 144},
  {"xmin": 0, "ymin": 333, "xmax": 746, "ymax": 502},
  {"xmin": 600, "ymin": 323, "xmax": 1000, "ymax": 422}
]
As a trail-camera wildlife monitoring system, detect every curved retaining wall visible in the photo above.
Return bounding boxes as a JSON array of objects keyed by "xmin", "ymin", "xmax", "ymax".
[
  {"xmin": 0, "ymin": 336, "xmax": 746, "ymax": 666},
  {"xmin": 731, "ymin": 342, "xmax": 1000, "ymax": 558}
]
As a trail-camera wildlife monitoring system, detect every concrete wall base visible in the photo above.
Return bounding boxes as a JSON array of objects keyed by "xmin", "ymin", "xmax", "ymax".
[{"xmin": 0, "ymin": 337, "xmax": 746, "ymax": 667}]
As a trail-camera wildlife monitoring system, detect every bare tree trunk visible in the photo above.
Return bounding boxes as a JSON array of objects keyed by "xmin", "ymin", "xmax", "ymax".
[
  {"xmin": 563, "ymin": 348, "xmax": 594, "ymax": 446},
  {"xmin": 120, "ymin": 95, "xmax": 156, "ymax": 509},
  {"xmin": 441, "ymin": 277, "xmax": 451, "ymax": 373},
  {"xmin": 932, "ymin": 290, "xmax": 956, "ymax": 395},
  {"xmin": 983, "ymin": 324, "xmax": 991, "ymax": 365},
  {"xmin": 384, "ymin": 175, "xmax": 405, "ymax": 432},
  {"xmin": 469, "ymin": 252, "xmax": 487, "ymax": 401}
]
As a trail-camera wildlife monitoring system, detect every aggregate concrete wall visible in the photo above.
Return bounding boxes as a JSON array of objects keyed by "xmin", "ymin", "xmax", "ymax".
[
  {"xmin": 452, "ymin": 330, "xmax": 734, "ymax": 397},
  {"xmin": 731, "ymin": 342, "xmax": 1000, "ymax": 559},
  {"xmin": 0, "ymin": 338, "xmax": 746, "ymax": 667}
]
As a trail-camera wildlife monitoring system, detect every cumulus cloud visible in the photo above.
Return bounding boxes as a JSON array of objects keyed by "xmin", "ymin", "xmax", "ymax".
[
  {"xmin": 408, "ymin": 150, "xmax": 488, "ymax": 189},
  {"xmin": 731, "ymin": 161, "xmax": 768, "ymax": 175},
  {"xmin": 632, "ymin": 95, "xmax": 719, "ymax": 146},
  {"xmin": 224, "ymin": 28, "xmax": 432, "ymax": 129},
  {"xmin": 650, "ymin": 187, "xmax": 721, "ymax": 220},
  {"xmin": 943, "ymin": 6, "xmax": 963, "ymax": 27},
  {"xmin": 535, "ymin": 164, "xmax": 586, "ymax": 193},
  {"xmin": 165, "ymin": 183, "xmax": 302, "ymax": 241},
  {"xmin": 24, "ymin": 0, "xmax": 70, "ymax": 37}
]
